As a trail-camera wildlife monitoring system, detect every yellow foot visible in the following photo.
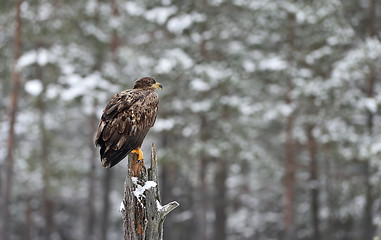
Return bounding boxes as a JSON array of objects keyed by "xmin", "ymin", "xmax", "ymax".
[
  {"xmin": 130, "ymin": 147, "xmax": 144, "ymax": 177},
  {"xmin": 131, "ymin": 147, "xmax": 143, "ymax": 162}
]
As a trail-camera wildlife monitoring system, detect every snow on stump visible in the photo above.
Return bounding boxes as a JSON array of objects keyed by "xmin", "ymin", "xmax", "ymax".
[{"xmin": 121, "ymin": 143, "xmax": 179, "ymax": 240}]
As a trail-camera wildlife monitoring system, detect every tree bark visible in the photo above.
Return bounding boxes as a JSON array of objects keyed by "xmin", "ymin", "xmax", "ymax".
[
  {"xmin": 1, "ymin": 2, "xmax": 22, "ymax": 240},
  {"xmin": 363, "ymin": 163, "xmax": 374, "ymax": 240},
  {"xmin": 198, "ymin": 156, "xmax": 208, "ymax": 240},
  {"xmin": 110, "ymin": 0, "xmax": 120, "ymax": 61},
  {"xmin": 99, "ymin": 2, "xmax": 120, "ymax": 238},
  {"xmin": 198, "ymin": 116, "xmax": 209, "ymax": 240},
  {"xmin": 284, "ymin": 112, "xmax": 295, "ymax": 240},
  {"xmin": 213, "ymin": 161, "xmax": 227, "ymax": 240},
  {"xmin": 25, "ymin": 197, "xmax": 33, "ymax": 240},
  {"xmin": 284, "ymin": 9, "xmax": 295, "ymax": 240},
  {"xmin": 307, "ymin": 126, "xmax": 320, "ymax": 240},
  {"xmin": 122, "ymin": 143, "xmax": 179, "ymax": 240},
  {"xmin": 362, "ymin": 1, "xmax": 376, "ymax": 238},
  {"xmin": 85, "ymin": 102, "xmax": 98, "ymax": 240},
  {"xmin": 101, "ymin": 170, "xmax": 112, "ymax": 240},
  {"xmin": 38, "ymin": 84, "xmax": 55, "ymax": 240}
]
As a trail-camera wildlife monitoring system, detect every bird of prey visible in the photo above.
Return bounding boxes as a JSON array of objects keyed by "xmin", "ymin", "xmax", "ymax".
[{"xmin": 95, "ymin": 77, "xmax": 162, "ymax": 168}]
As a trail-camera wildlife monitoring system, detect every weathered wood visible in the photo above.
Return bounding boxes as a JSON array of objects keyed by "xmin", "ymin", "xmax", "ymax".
[
  {"xmin": 122, "ymin": 143, "xmax": 179, "ymax": 240},
  {"xmin": 122, "ymin": 158, "xmax": 137, "ymax": 240}
]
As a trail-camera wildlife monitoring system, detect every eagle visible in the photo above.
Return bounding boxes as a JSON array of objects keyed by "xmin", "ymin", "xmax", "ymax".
[{"xmin": 95, "ymin": 77, "xmax": 162, "ymax": 168}]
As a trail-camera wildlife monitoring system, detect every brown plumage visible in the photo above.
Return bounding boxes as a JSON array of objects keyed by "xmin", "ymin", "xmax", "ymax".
[{"xmin": 95, "ymin": 77, "xmax": 162, "ymax": 168}]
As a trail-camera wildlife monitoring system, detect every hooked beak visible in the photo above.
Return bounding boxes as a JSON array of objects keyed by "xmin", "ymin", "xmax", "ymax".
[{"xmin": 153, "ymin": 82, "xmax": 163, "ymax": 90}]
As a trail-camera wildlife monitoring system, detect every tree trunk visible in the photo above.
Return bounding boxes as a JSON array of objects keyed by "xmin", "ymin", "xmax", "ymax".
[
  {"xmin": 85, "ymin": 102, "xmax": 98, "ymax": 240},
  {"xmin": 284, "ymin": 113, "xmax": 295, "ymax": 240},
  {"xmin": 122, "ymin": 143, "xmax": 179, "ymax": 240},
  {"xmin": 197, "ymin": 156, "xmax": 208, "ymax": 240},
  {"xmin": 1, "ymin": 2, "xmax": 22, "ymax": 240},
  {"xmin": 362, "ymin": 1, "xmax": 376, "ymax": 238},
  {"xmin": 160, "ymin": 132, "xmax": 183, "ymax": 240},
  {"xmin": 284, "ymin": 9, "xmax": 296, "ymax": 240},
  {"xmin": 100, "ymin": 170, "xmax": 112, "ymax": 240},
  {"xmin": 363, "ymin": 163, "xmax": 374, "ymax": 240},
  {"xmin": 307, "ymin": 126, "xmax": 320, "ymax": 240},
  {"xmin": 25, "ymin": 197, "xmax": 33, "ymax": 240},
  {"xmin": 197, "ymin": 115, "xmax": 209, "ymax": 240},
  {"xmin": 99, "ymin": 2, "xmax": 120, "ymax": 238},
  {"xmin": 213, "ymin": 161, "xmax": 227, "ymax": 240},
  {"xmin": 323, "ymin": 151, "xmax": 334, "ymax": 240},
  {"xmin": 362, "ymin": 70, "xmax": 375, "ymax": 239},
  {"xmin": 362, "ymin": 49, "xmax": 375, "ymax": 240},
  {"xmin": 38, "ymin": 87, "xmax": 55, "ymax": 240},
  {"xmin": 110, "ymin": 0, "xmax": 120, "ymax": 61}
]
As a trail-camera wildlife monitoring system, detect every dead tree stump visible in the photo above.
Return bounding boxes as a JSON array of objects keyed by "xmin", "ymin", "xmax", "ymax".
[{"xmin": 121, "ymin": 143, "xmax": 179, "ymax": 240}]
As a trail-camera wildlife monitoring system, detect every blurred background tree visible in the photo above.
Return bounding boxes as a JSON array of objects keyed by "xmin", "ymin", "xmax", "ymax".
[{"xmin": 0, "ymin": 0, "xmax": 380, "ymax": 240}]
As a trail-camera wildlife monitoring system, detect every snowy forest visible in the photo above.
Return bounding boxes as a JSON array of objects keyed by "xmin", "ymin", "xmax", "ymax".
[{"xmin": 1, "ymin": 0, "xmax": 381, "ymax": 239}]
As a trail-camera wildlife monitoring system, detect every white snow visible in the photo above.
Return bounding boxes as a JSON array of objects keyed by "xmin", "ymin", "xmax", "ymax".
[
  {"xmin": 331, "ymin": 37, "xmax": 381, "ymax": 87},
  {"xmin": 125, "ymin": 2, "xmax": 144, "ymax": 16},
  {"xmin": 109, "ymin": 17, "xmax": 122, "ymax": 29},
  {"xmin": 16, "ymin": 48, "xmax": 57, "ymax": 70},
  {"xmin": 133, "ymin": 181, "xmax": 157, "ymax": 199},
  {"xmin": 263, "ymin": 103, "xmax": 294, "ymax": 121},
  {"xmin": 85, "ymin": 0, "xmax": 97, "ymax": 16},
  {"xmin": 173, "ymin": 210, "xmax": 193, "ymax": 222},
  {"xmin": 37, "ymin": 48, "xmax": 50, "ymax": 66},
  {"xmin": 59, "ymin": 74, "xmax": 83, "ymax": 101},
  {"xmin": 371, "ymin": 141, "xmax": 381, "ymax": 155},
  {"xmin": 297, "ymin": 68, "xmax": 312, "ymax": 78},
  {"xmin": 239, "ymin": 102, "xmax": 261, "ymax": 116},
  {"xmin": 80, "ymin": 24, "xmax": 108, "ymax": 42},
  {"xmin": 296, "ymin": 10, "xmax": 306, "ymax": 23},
  {"xmin": 58, "ymin": 72, "xmax": 118, "ymax": 102},
  {"xmin": 278, "ymin": 104, "xmax": 293, "ymax": 116},
  {"xmin": 119, "ymin": 201, "xmax": 125, "ymax": 212},
  {"xmin": 190, "ymin": 78, "xmax": 210, "ymax": 91},
  {"xmin": 145, "ymin": 6, "xmax": 177, "ymax": 25},
  {"xmin": 154, "ymin": 118, "xmax": 176, "ymax": 131},
  {"xmin": 190, "ymin": 100, "xmax": 212, "ymax": 112},
  {"xmin": 167, "ymin": 15, "xmax": 193, "ymax": 34},
  {"xmin": 365, "ymin": 37, "xmax": 381, "ymax": 59},
  {"xmin": 155, "ymin": 58, "xmax": 176, "ymax": 74},
  {"xmin": 46, "ymin": 84, "xmax": 61, "ymax": 99},
  {"xmin": 167, "ymin": 12, "xmax": 206, "ymax": 34},
  {"xmin": 229, "ymin": 41, "xmax": 244, "ymax": 52},
  {"xmin": 242, "ymin": 60, "xmax": 256, "ymax": 72},
  {"xmin": 194, "ymin": 65, "xmax": 232, "ymax": 82},
  {"xmin": 37, "ymin": 3, "xmax": 53, "ymax": 21},
  {"xmin": 306, "ymin": 46, "xmax": 332, "ymax": 64},
  {"xmin": 258, "ymin": 56, "xmax": 287, "ymax": 71},
  {"xmin": 156, "ymin": 200, "xmax": 163, "ymax": 210},
  {"xmin": 131, "ymin": 177, "xmax": 138, "ymax": 184},
  {"xmin": 182, "ymin": 124, "xmax": 198, "ymax": 137},
  {"xmin": 363, "ymin": 98, "xmax": 378, "ymax": 113},
  {"xmin": 327, "ymin": 36, "xmax": 340, "ymax": 46},
  {"xmin": 155, "ymin": 49, "xmax": 193, "ymax": 73},
  {"xmin": 25, "ymin": 79, "xmax": 43, "ymax": 96},
  {"xmin": 169, "ymin": 48, "xmax": 193, "ymax": 69},
  {"xmin": 17, "ymin": 51, "xmax": 37, "ymax": 70}
]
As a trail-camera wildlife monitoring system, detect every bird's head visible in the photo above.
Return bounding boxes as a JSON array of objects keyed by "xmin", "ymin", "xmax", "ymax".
[{"xmin": 133, "ymin": 77, "xmax": 163, "ymax": 90}]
